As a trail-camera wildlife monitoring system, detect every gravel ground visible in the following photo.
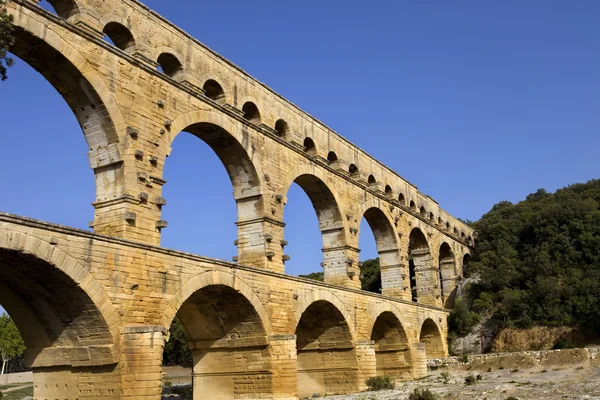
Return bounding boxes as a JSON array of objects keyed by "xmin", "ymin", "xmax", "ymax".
[{"xmin": 313, "ymin": 362, "xmax": 600, "ymax": 400}]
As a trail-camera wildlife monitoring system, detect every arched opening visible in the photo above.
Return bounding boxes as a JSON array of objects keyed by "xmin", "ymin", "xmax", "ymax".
[
  {"xmin": 360, "ymin": 208, "xmax": 401, "ymax": 294},
  {"xmin": 368, "ymin": 174, "xmax": 377, "ymax": 188},
  {"xmin": 419, "ymin": 206, "xmax": 426, "ymax": 216},
  {"xmin": 169, "ymin": 285, "xmax": 271, "ymax": 399},
  {"xmin": 439, "ymin": 243, "xmax": 457, "ymax": 308},
  {"xmin": 303, "ymin": 137, "xmax": 317, "ymax": 156},
  {"xmin": 284, "ymin": 174, "xmax": 346, "ymax": 284},
  {"xmin": 3, "ymin": 26, "xmax": 118, "ymax": 228},
  {"xmin": 467, "ymin": 236, "xmax": 473, "ymax": 245},
  {"xmin": 38, "ymin": 0, "xmax": 77, "ymax": 19},
  {"xmin": 102, "ymin": 22, "xmax": 135, "ymax": 53},
  {"xmin": 242, "ymin": 101, "xmax": 261, "ymax": 124},
  {"xmin": 275, "ymin": 119, "xmax": 290, "ymax": 138},
  {"xmin": 408, "ymin": 228, "xmax": 432, "ymax": 303},
  {"xmin": 161, "ymin": 122, "xmax": 261, "ymax": 259},
  {"xmin": 0, "ymin": 247, "xmax": 119, "ymax": 397},
  {"xmin": 157, "ymin": 52, "xmax": 183, "ymax": 79},
  {"xmin": 462, "ymin": 254, "xmax": 472, "ymax": 277},
  {"xmin": 438, "ymin": 217, "xmax": 443, "ymax": 226},
  {"xmin": 296, "ymin": 300, "xmax": 358, "ymax": 397},
  {"xmin": 453, "ymin": 227, "xmax": 458, "ymax": 236},
  {"xmin": 349, "ymin": 163, "xmax": 359, "ymax": 176},
  {"xmin": 445, "ymin": 222, "xmax": 451, "ymax": 231},
  {"xmin": 371, "ymin": 312, "xmax": 411, "ymax": 382},
  {"xmin": 384, "ymin": 185, "xmax": 393, "ymax": 198},
  {"xmin": 409, "ymin": 201, "xmax": 417, "ymax": 212},
  {"xmin": 398, "ymin": 193, "xmax": 406, "ymax": 206},
  {"xmin": 274, "ymin": 119, "xmax": 289, "ymax": 137},
  {"xmin": 327, "ymin": 151, "xmax": 338, "ymax": 164},
  {"xmin": 419, "ymin": 319, "xmax": 445, "ymax": 359},
  {"xmin": 461, "ymin": 232, "xmax": 466, "ymax": 239},
  {"xmin": 202, "ymin": 79, "xmax": 226, "ymax": 104},
  {"xmin": 429, "ymin": 212, "xmax": 434, "ymax": 221}
]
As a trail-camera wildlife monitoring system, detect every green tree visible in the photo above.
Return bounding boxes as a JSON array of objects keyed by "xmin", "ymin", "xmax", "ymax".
[
  {"xmin": 163, "ymin": 318, "xmax": 192, "ymax": 368},
  {"xmin": 0, "ymin": 313, "xmax": 25, "ymax": 375},
  {"xmin": 0, "ymin": 0, "xmax": 15, "ymax": 81},
  {"xmin": 298, "ymin": 271, "xmax": 324, "ymax": 281},
  {"xmin": 360, "ymin": 258, "xmax": 381, "ymax": 293}
]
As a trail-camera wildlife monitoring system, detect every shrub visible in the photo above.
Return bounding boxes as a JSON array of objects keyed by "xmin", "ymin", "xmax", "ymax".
[
  {"xmin": 0, "ymin": 391, "xmax": 3, "ymax": 400},
  {"xmin": 458, "ymin": 354, "xmax": 470, "ymax": 364},
  {"xmin": 408, "ymin": 388, "xmax": 438, "ymax": 400},
  {"xmin": 440, "ymin": 371, "xmax": 451, "ymax": 384},
  {"xmin": 163, "ymin": 381, "xmax": 172, "ymax": 388},
  {"xmin": 476, "ymin": 374, "xmax": 483, "ymax": 381},
  {"xmin": 448, "ymin": 299, "xmax": 481, "ymax": 337},
  {"xmin": 506, "ymin": 397, "xmax": 519, "ymax": 400},
  {"xmin": 464, "ymin": 374, "xmax": 477, "ymax": 385},
  {"xmin": 365, "ymin": 375, "xmax": 393, "ymax": 391},
  {"xmin": 553, "ymin": 337, "xmax": 576, "ymax": 349}
]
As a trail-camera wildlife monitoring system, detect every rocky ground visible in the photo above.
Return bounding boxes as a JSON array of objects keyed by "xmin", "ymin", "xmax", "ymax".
[{"xmin": 314, "ymin": 355, "xmax": 600, "ymax": 400}]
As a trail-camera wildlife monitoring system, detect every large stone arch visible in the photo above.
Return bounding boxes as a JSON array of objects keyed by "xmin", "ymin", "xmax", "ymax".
[
  {"xmin": 162, "ymin": 270, "xmax": 272, "ymax": 335},
  {"xmin": 162, "ymin": 270, "xmax": 275, "ymax": 400},
  {"xmin": 0, "ymin": 230, "xmax": 121, "ymax": 367},
  {"xmin": 8, "ymin": 4, "xmax": 127, "ymax": 179},
  {"xmin": 370, "ymin": 309, "xmax": 413, "ymax": 382},
  {"xmin": 418, "ymin": 317, "xmax": 446, "ymax": 359},
  {"xmin": 439, "ymin": 242, "xmax": 457, "ymax": 308},
  {"xmin": 357, "ymin": 199, "xmax": 405, "ymax": 297},
  {"xmin": 409, "ymin": 227, "xmax": 441, "ymax": 306},
  {"xmin": 294, "ymin": 291, "xmax": 359, "ymax": 397},
  {"xmin": 282, "ymin": 165, "xmax": 351, "ymax": 284}
]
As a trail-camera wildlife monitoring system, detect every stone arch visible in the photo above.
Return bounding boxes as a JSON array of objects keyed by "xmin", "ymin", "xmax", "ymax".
[
  {"xmin": 157, "ymin": 52, "xmax": 183, "ymax": 79},
  {"xmin": 419, "ymin": 318, "xmax": 445, "ymax": 359},
  {"xmin": 408, "ymin": 228, "xmax": 437, "ymax": 304},
  {"xmin": 163, "ymin": 270, "xmax": 272, "ymax": 335},
  {"xmin": 163, "ymin": 270, "xmax": 274, "ymax": 399},
  {"xmin": 202, "ymin": 78, "xmax": 226, "ymax": 104},
  {"xmin": 295, "ymin": 294, "xmax": 359, "ymax": 397},
  {"xmin": 282, "ymin": 165, "xmax": 351, "ymax": 284},
  {"xmin": 462, "ymin": 253, "xmax": 472, "ymax": 277},
  {"xmin": 242, "ymin": 101, "xmax": 261, "ymax": 124},
  {"xmin": 167, "ymin": 108, "xmax": 266, "ymax": 210},
  {"xmin": 274, "ymin": 118, "xmax": 289, "ymax": 137},
  {"xmin": 358, "ymin": 200, "xmax": 403, "ymax": 296},
  {"xmin": 0, "ymin": 230, "xmax": 121, "ymax": 367},
  {"xmin": 102, "ymin": 21, "xmax": 136, "ymax": 53},
  {"xmin": 370, "ymin": 310, "xmax": 412, "ymax": 382},
  {"xmin": 303, "ymin": 137, "xmax": 317, "ymax": 156},
  {"xmin": 294, "ymin": 289, "xmax": 355, "ymax": 341},
  {"xmin": 439, "ymin": 242, "xmax": 457, "ymax": 308},
  {"xmin": 8, "ymin": 8, "xmax": 129, "ymax": 212},
  {"xmin": 349, "ymin": 163, "xmax": 359, "ymax": 176},
  {"xmin": 40, "ymin": 0, "xmax": 79, "ymax": 19}
]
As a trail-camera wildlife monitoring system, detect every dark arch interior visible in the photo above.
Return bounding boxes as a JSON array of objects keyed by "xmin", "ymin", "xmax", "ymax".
[
  {"xmin": 368, "ymin": 175, "xmax": 377, "ymax": 185},
  {"xmin": 10, "ymin": 27, "xmax": 119, "ymax": 151},
  {"xmin": 39, "ymin": 0, "xmax": 77, "ymax": 19},
  {"xmin": 303, "ymin": 137, "xmax": 316, "ymax": 156},
  {"xmin": 274, "ymin": 119, "xmax": 289, "ymax": 137},
  {"xmin": 242, "ymin": 102, "xmax": 261, "ymax": 124},
  {"xmin": 173, "ymin": 285, "xmax": 270, "ymax": 398},
  {"xmin": 0, "ymin": 250, "xmax": 114, "ymax": 366},
  {"xmin": 419, "ymin": 206, "xmax": 426, "ymax": 216},
  {"xmin": 409, "ymin": 201, "xmax": 416, "ymax": 211},
  {"xmin": 203, "ymin": 79, "xmax": 226, "ymax": 103},
  {"xmin": 408, "ymin": 228, "xmax": 430, "ymax": 302},
  {"xmin": 463, "ymin": 254, "xmax": 472, "ymax": 276},
  {"xmin": 398, "ymin": 193, "xmax": 406, "ymax": 205},
  {"xmin": 327, "ymin": 151, "xmax": 338, "ymax": 164},
  {"xmin": 420, "ymin": 319, "xmax": 444, "ymax": 359},
  {"xmin": 349, "ymin": 163, "xmax": 359, "ymax": 176},
  {"xmin": 102, "ymin": 22, "xmax": 135, "ymax": 53},
  {"xmin": 371, "ymin": 312, "xmax": 411, "ymax": 381},
  {"xmin": 157, "ymin": 52, "xmax": 183, "ymax": 79},
  {"xmin": 296, "ymin": 300, "xmax": 357, "ymax": 397},
  {"xmin": 385, "ymin": 185, "xmax": 393, "ymax": 197}
]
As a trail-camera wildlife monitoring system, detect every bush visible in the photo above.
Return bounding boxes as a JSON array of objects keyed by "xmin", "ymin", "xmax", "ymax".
[
  {"xmin": 553, "ymin": 337, "xmax": 576, "ymax": 349},
  {"xmin": 408, "ymin": 388, "xmax": 438, "ymax": 400},
  {"xmin": 464, "ymin": 374, "xmax": 477, "ymax": 385},
  {"xmin": 440, "ymin": 371, "xmax": 451, "ymax": 384},
  {"xmin": 365, "ymin": 375, "xmax": 393, "ymax": 391},
  {"xmin": 448, "ymin": 299, "xmax": 480, "ymax": 337},
  {"xmin": 458, "ymin": 354, "xmax": 470, "ymax": 364}
]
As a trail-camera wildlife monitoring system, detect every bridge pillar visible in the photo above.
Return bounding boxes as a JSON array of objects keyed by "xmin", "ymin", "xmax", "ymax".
[
  {"xmin": 408, "ymin": 342, "xmax": 428, "ymax": 380},
  {"xmin": 355, "ymin": 340, "xmax": 376, "ymax": 391},
  {"xmin": 236, "ymin": 217, "xmax": 286, "ymax": 271},
  {"xmin": 412, "ymin": 249, "xmax": 443, "ymax": 307},
  {"xmin": 322, "ymin": 245, "xmax": 361, "ymax": 289},
  {"xmin": 120, "ymin": 326, "xmax": 166, "ymax": 399},
  {"xmin": 381, "ymin": 262, "xmax": 412, "ymax": 301},
  {"xmin": 440, "ymin": 259, "xmax": 459, "ymax": 308},
  {"xmin": 268, "ymin": 335, "xmax": 299, "ymax": 399}
]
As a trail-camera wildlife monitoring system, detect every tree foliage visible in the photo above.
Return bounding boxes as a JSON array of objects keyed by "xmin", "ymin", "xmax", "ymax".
[
  {"xmin": 0, "ymin": 0, "xmax": 14, "ymax": 81},
  {"xmin": 0, "ymin": 313, "xmax": 26, "ymax": 375},
  {"xmin": 467, "ymin": 180, "xmax": 600, "ymax": 332},
  {"xmin": 360, "ymin": 258, "xmax": 382, "ymax": 293},
  {"xmin": 298, "ymin": 271, "xmax": 324, "ymax": 281},
  {"xmin": 163, "ymin": 318, "xmax": 192, "ymax": 368}
]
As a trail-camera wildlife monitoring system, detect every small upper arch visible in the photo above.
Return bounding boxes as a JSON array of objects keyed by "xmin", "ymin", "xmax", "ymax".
[
  {"xmin": 242, "ymin": 101, "xmax": 261, "ymax": 124},
  {"xmin": 274, "ymin": 119, "xmax": 289, "ymax": 137},
  {"xmin": 157, "ymin": 52, "xmax": 183, "ymax": 79},
  {"xmin": 398, "ymin": 193, "xmax": 406, "ymax": 205},
  {"xmin": 303, "ymin": 137, "xmax": 317, "ymax": 156},
  {"xmin": 41, "ymin": 0, "xmax": 79, "ymax": 19},
  {"xmin": 203, "ymin": 79, "xmax": 226, "ymax": 104},
  {"xmin": 102, "ymin": 21, "xmax": 135, "ymax": 53},
  {"xmin": 327, "ymin": 151, "xmax": 338, "ymax": 164},
  {"xmin": 349, "ymin": 163, "xmax": 359, "ymax": 176},
  {"xmin": 409, "ymin": 200, "xmax": 417, "ymax": 212},
  {"xmin": 368, "ymin": 174, "xmax": 377, "ymax": 186},
  {"xmin": 384, "ymin": 185, "xmax": 393, "ymax": 198},
  {"xmin": 419, "ymin": 206, "xmax": 426, "ymax": 216}
]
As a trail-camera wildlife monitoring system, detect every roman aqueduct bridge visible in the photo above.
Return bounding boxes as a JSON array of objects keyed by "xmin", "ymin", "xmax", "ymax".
[{"xmin": 2, "ymin": 0, "xmax": 475, "ymax": 398}]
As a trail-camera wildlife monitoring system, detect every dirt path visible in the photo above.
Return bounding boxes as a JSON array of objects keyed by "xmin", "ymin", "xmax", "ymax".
[{"xmin": 0, "ymin": 384, "xmax": 32, "ymax": 394}]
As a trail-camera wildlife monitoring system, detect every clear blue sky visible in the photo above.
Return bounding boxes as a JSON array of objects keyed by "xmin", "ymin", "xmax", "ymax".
[{"xmin": 1, "ymin": 0, "xmax": 598, "ymax": 291}]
